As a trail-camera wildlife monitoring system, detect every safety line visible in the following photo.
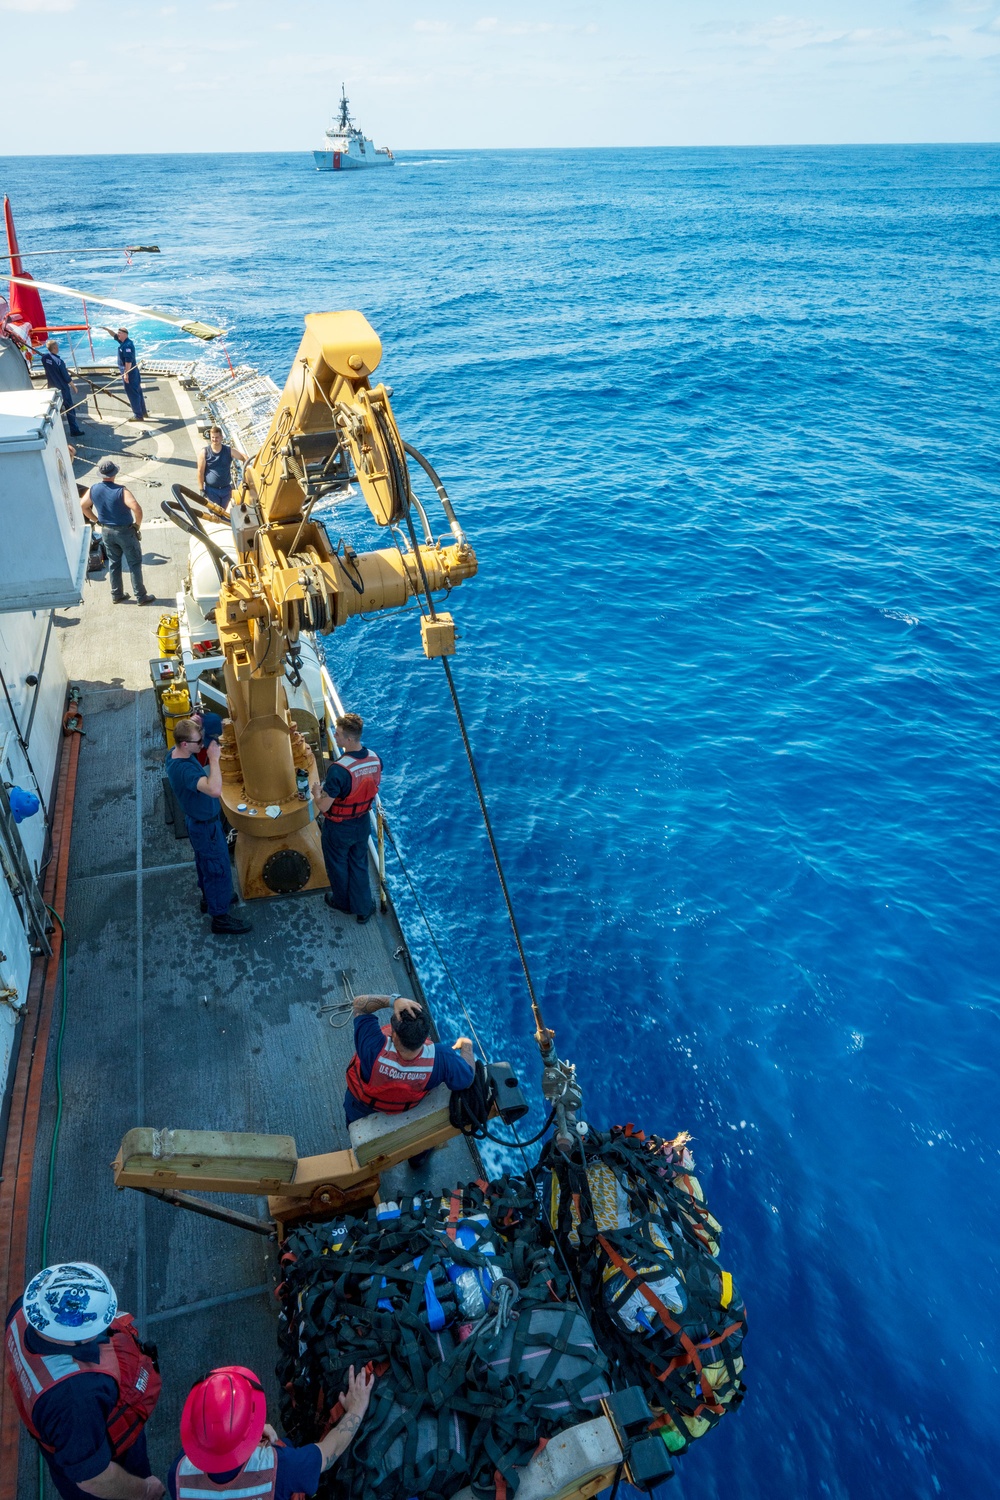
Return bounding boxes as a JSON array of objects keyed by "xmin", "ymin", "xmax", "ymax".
[
  {"xmin": 394, "ymin": 497, "xmax": 545, "ymax": 1025},
  {"xmin": 381, "ymin": 821, "xmax": 488, "ymax": 1063},
  {"xmin": 438, "ymin": 655, "xmax": 543, "ymax": 1018},
  {"xmin": 133, "ymin": 695, "xmax": 147, "ymax": 1335}
]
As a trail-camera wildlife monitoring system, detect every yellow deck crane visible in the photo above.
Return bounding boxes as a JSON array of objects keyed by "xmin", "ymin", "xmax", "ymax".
[{"xmin": 205, "ymin": 309, "xmax": 477, "ymax": 898}]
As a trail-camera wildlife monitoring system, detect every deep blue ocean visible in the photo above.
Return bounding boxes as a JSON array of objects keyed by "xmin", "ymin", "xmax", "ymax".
[{"xmin": 4, "ymin": 146, "xmax": 999, "ymax": 1499}]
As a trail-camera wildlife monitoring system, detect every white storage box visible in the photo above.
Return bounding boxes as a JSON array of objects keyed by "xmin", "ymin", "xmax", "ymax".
[{"xmin": 0, "ymin": 389, "xmax": 87, "ymax": 612}]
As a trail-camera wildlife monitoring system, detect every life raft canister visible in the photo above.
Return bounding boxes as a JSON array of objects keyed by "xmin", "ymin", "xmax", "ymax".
[
  {"xmin": 346, "ymin": 1024, "xmax": 436, "ymax": 1113},
  {"xmin": 324, "ymin": 749, "xmax": 382, "ymax": 823},
  {"xmin": 5, "ymin": 1307, "xmax": 161, "ymax": 1457},
  {"xmin": 174, "ymin": 1443, "xmax": 278, "ymax": 1497}
]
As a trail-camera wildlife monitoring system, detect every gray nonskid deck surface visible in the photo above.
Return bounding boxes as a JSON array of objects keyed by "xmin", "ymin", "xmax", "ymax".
[{"xmin": 22, "ymin": 373, "xmax": 476, "ymax": 1494}]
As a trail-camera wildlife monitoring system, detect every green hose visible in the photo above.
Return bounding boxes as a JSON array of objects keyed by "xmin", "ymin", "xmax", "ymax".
[
  {"xmin": 37, "ymin": 907, "xmax": 68, "ymax": 1499},
  {"xmin": 39, "ymin": 907, "xmax": 67, "ymax": 1266}
]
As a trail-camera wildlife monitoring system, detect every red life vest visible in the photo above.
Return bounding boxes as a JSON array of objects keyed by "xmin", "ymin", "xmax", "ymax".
[
  {"xmin": 345, "ymin": 1024, "xmax": 436, "ymax": 1113},
  {"xmin": 174, "ymin": 1443, "xmax": 278, "ymax": 1497},
  {"xmin": 324, "ymin": 749, "xmax": 382, "ymax": 823},
  {"xmin": 5, "ymin": 1306, "xmax": 161, "ymax": 1458}
]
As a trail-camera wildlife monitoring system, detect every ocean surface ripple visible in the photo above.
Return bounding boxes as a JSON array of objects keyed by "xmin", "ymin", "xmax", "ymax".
[{"xmin": 4, "ymin": 145, "xmax": 999, "ymax": 1499}]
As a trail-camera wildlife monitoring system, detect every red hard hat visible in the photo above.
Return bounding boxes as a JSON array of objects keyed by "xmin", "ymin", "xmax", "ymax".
[{"xmin": 180, "ymin": 1366, "xmax": 267, "ymax": 1474}]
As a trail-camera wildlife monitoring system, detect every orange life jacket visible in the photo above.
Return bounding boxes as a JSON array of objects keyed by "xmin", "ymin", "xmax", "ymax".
[
  {"xmin": 345, "ymin": 1023, "xmax": 436, "ymax": 1113},
  {"xmin": 5, "ymin": 1306, "xmax": 160, "ymax": 1458},
  {"xmin": 324, "ymin": 749, "xmax": 381, "ymax": 823}
]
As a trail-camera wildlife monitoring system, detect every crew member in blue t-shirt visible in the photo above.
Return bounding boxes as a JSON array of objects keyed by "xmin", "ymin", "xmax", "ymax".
[
  {"xmin": 163, "ymin": 716, "xmax": 251, "ymax": 936},
  {"xmin": 168, "ymin": 1363, "xmax": 373, "ymax": 1500},
  {"xmin": 81, "ymin": 458, "xmax": 155, "ymax": 605},
  {"xmin": 40, "ymin": 339, "xmax": 83, "ymax": 437},
  {"xmin": 196, "ymin": 424, "xmax": 248, "ymax": 511},
  {"xmin": 344, "ymin": 994, "xmax": 474, "ymax": 1166}
]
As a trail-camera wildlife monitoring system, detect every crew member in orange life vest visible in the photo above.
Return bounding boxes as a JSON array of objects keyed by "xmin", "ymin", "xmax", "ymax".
[
  {"xmin": 309, "ymin": 712, "xmax": 382, "ymax": 923},
  {"xmin": 5, "ymin": 1261, "xmax": 164, "ymax": 1500},
  {"xmin": 345, "ymin": 993, "xmax": 475, "ymax": 1131}
]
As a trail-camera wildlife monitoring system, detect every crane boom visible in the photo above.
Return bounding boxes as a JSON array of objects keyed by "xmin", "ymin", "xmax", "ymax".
[{"xmin": 215, "ymin": 310, "xmax": 478, "ymax": 898}]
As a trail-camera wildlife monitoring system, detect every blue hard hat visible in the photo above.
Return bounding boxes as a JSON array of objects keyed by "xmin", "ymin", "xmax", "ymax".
[{"xmin": 9, "ymin": 787, "xmax": 40, "ymax": 823}]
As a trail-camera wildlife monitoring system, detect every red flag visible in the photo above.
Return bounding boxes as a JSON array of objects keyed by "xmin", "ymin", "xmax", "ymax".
[{"xmin": 4, "ymin": 196, "xmax": 47, "ymax": 343}]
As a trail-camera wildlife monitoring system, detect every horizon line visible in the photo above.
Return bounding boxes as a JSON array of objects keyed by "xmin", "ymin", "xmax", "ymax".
[{"xmin": 1, "ymin": 140, "xmax": 999, "ymax": 160}]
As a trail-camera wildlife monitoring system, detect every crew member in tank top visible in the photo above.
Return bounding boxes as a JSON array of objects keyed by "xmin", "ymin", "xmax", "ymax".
[
  {"xmin": 308, "ymin": 711, "xmax": 383, "ymax": 922},
  {"xmin": 81, "ymin": 458, "xmax": 156, "ymax": 605},
  {"xmin": 197, "ymin": 425, "xmax": 248, "ymax": 512}
]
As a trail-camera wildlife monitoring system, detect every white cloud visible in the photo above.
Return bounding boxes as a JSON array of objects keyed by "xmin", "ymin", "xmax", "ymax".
[{"xmin": 413, "ymin": 18, "xmax": 450, "ymax": 32}]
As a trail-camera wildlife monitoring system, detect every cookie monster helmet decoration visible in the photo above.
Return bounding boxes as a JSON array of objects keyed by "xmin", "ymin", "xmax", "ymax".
[{"xmin": 23, "ymin": 1263, "xmax": 117, "ymax": 1343}]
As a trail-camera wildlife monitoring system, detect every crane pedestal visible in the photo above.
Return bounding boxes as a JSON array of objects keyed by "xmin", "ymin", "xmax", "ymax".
[{"xmin": 235, "ymin": 820, "xmax": 329, "ymax": 900}]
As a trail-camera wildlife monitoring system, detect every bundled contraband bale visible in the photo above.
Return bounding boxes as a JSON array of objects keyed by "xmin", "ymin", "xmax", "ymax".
[
  {"xmin": 276, "ymin": 1178, "xmax": 609, "ymax": 1500},
  {"xmin": 544, "ymin": 1125, "xmax": 748, "ymax": 1456}
]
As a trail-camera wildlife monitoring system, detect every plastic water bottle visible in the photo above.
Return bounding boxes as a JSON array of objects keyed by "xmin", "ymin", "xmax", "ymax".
[
  {"xmin": 446, "ymin": 1216, "xmax": 498, "ymax": 1320},
  {"xmin": 612, "ymin": 1273, "xmax": 686, "ymax": 1333},
  {"xmin": 376, "ymin": 1203, "xmax": 400, "ymax": 1310}
]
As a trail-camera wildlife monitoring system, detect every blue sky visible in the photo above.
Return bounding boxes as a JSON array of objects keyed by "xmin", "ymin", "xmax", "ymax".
[{"xmin": 0, "ymin": 0, "xmax": 998, "ymax": 150}]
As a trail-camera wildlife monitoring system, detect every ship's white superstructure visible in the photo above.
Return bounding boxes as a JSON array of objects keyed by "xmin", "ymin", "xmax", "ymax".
[
  {"xmin": 0, "ymin": 339, "xmax": 77, "ymax": 1100},
  {"xmin": 314, "ymin": 85, "xmax": 393, "ymax": 171}
]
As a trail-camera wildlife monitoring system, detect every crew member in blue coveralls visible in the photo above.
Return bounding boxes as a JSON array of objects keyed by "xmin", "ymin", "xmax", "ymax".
[
  {"xmin": 196, "ymin": 425, "xmax": 248, "ymax": 511},
  {"xmin": 309, "ymin": 712, "xmax": 382, "ymax": 923},
  {"xmin": 345, "ymin": 992, "xmax": 474, "ymax": 1121},
  {"xmin": 167, "ymin": 1363, "xmax": 373, "ymax": 1500},
  {"xmin": 81, "ymin": 459, "xmax": 156, "ymax": 605},
  {"xmin": 5, "ymin": 1261, "xmax": 165, "ymax": 1500},
  {"xmin": 164, "ymin": 717, "xmax": 251, "ymax": 936},
  {"xmin": 106, "ymin": 326, "xmax": 147, "ymax": 421},
  {"xmin": 40, "ymin": 339, "xmax": 83, "ymax": 437}
]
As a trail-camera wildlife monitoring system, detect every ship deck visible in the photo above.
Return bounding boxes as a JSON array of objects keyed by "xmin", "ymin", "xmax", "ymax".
[{"xmin": 17, "ymin": 367, "xmax": 476, "ymax": 1491}]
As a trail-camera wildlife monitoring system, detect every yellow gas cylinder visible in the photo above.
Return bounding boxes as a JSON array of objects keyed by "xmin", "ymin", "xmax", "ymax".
[
  {"xmin": 161, "ymin": 682, "xmax": 192, "ymax": 745},
  {"xmin": 157, "ymin": 613, "xmax": 180, "ymax": 657}
]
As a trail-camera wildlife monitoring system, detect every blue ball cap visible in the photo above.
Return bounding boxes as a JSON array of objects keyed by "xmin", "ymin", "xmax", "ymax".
[{"xmin": 200, "ymin": 711, "xmax": 223, "ymax": 744}]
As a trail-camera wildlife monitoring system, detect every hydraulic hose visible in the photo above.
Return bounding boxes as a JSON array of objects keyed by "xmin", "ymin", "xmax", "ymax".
[
  {"xmin": 402, "ymin": 441, "xmax": 468, "ymax": 548},
  {"xmin": 162, "ymin": 484, "xmax": 229, "ymax": 582}
]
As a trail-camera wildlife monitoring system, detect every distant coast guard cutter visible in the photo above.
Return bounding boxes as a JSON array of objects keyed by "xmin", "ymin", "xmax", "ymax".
[{"xmin": 314, "ymin": 84, "xmax": 394, "ymax": 170}]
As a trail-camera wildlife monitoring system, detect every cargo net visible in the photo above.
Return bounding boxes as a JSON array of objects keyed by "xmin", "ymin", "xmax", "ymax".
[
  {"xmin": 277, "ymin": 1178, "xmax": 609, "ymax": 1500},
  {"xmin": 542, "ymin": 1125, "xmax": 748, "ymax": 1460},
  {"xmin": 277, "ymin": 1131, "xmax": 746, "ymax": 1498}
]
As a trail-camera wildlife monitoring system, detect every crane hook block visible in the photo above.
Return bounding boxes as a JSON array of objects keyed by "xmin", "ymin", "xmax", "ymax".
[{"xmin": 420, "ymin": 613, "xmax": 456, "ymax": 658}]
